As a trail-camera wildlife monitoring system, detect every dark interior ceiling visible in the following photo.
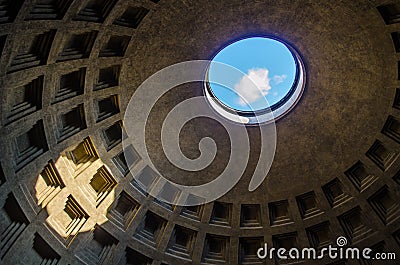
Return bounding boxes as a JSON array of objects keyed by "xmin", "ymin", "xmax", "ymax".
[{"xmin": 0, "ymin": 0, "xmax": 400, "ymax": 264}]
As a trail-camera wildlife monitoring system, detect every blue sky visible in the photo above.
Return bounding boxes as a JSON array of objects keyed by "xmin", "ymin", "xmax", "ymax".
[{"xmin": 208, "ymin": 37, "xmax": 296, "ymax": 112}]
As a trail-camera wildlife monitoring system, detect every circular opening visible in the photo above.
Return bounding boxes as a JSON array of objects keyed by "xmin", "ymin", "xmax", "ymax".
[{"xmin": 205, "ymin": 36, "xmax": 305, "ymax": 124}]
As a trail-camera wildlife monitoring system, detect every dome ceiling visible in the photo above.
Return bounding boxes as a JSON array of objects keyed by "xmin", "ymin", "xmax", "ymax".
[{"xmin": 0, "ymin": 0, "xmax": 399, "ymax": 264}]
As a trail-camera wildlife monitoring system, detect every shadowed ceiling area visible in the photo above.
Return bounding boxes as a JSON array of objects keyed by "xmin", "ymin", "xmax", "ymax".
[{"xmin": 0, "ymin": 0, "xmax": 400, "ymax": 264}]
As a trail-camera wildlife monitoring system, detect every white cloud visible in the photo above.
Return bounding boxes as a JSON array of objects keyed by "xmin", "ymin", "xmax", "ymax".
[
  {"xmin": 272, "ymin": 74, "xmax": 287, "ymax": 85},
  {"xmin": 234, "ymin": 68, "xmax": 272, "ymax": 106}
]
